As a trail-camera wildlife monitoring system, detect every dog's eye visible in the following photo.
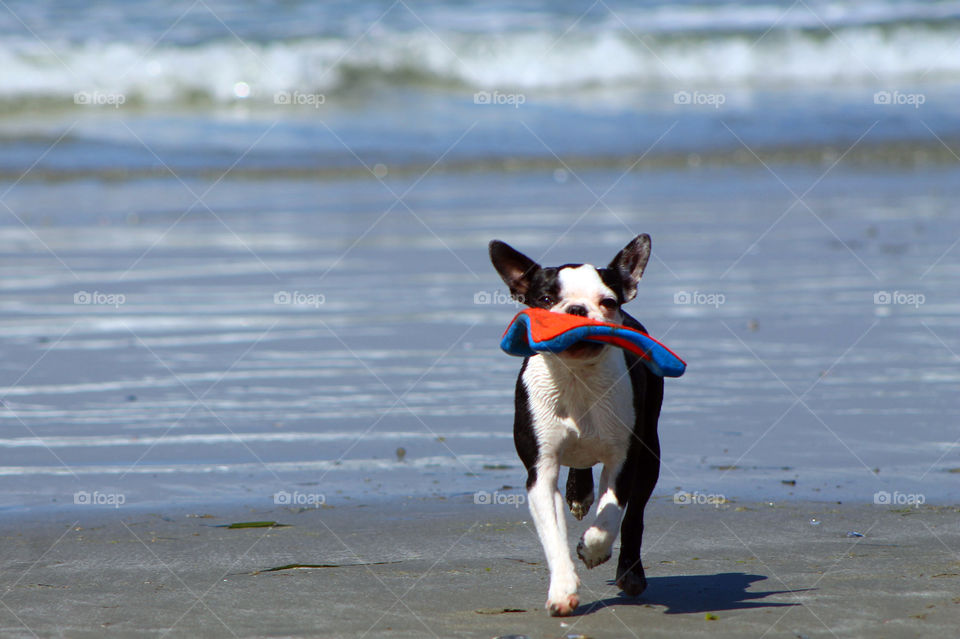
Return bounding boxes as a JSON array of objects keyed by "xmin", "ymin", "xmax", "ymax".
[
  {"xmin": 539, "ymin": 295, "xmax": 555, "ymax": 306},
  {"xmin": 600, "ymin": 298, "xmax": 618, "ymax": 310}
]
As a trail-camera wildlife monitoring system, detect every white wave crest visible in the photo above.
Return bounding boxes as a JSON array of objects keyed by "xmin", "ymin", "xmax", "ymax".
[{"xmin": 0, "ymin": 22, "xmax": 958, "ymax": 106}]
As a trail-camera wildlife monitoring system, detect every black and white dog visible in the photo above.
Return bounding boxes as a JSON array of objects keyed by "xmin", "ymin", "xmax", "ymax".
[{"xmin": 488, "ymin": 235, "xmax": 663, "ymax": 617}]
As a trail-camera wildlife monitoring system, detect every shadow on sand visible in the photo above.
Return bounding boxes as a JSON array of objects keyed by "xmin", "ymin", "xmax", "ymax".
[{"xmin": 575, "ymin": 572, "xmax": 808, "ymax": 616}]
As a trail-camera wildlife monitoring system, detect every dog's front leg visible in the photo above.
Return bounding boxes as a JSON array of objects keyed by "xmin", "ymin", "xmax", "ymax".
[
  {"xmin": 527, "ymin": 457, "xmax": 579, "ymax": 616},
  {"xmin": 576, "ymin": 463, "xmax": 624, "ymax": 568}
]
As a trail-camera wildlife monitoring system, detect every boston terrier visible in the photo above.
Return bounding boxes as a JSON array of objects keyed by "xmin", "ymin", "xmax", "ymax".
[{"xmin": 488, "ymin": 235, "xmax": 664, "ymax": 616}]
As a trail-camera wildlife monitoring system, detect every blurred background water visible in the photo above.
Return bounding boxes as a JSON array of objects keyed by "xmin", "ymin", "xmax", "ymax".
[{"xmin": 0, "ymin": 0, "xmax": 957, "ymax": 512}]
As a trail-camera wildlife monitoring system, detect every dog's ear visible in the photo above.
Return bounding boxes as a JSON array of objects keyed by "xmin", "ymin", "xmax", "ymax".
[
  {"xmin": 608, "ymin": 234, "xmax": 651, "ymax": 302},
  {"xmin": 489, "ymin": 240, "xmax": 539, "ymax": 300}
]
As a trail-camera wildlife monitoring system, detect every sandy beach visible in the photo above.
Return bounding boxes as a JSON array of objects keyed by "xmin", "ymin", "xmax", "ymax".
[
  {"xmin": 2, "ymin": 497, "xmax": 959, "ymax": 638},
  {"xmin": 2, "ymin": 0, "xmax": 960, "ymax": 636}
]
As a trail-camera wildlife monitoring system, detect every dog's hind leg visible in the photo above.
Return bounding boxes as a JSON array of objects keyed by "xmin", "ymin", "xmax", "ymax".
[
  {"xmin": 565, "ymin": 467, "xmax": 594, "ymax": 520},
  {"xmin": 615, "ymin": 373, "xmax": 664, "ymax": 597},
  {"xmin": 614, "ymin": 438, "xmax": 657, "ymax": 596}
]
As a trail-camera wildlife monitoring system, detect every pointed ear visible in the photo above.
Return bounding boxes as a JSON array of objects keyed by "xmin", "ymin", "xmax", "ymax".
[
  {"xmin": 608, "ymin": 234, "xmax": 651, "ymax": 302},
  {"xmin": 489, "ymin": 240, "xmax": 539, "ymax": 299}
]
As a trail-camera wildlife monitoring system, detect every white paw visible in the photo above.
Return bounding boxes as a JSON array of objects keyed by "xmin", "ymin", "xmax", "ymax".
[
  {"xmin": 576, "ymin": 527, "xmax": 612, "ymax": 569},
  {"xmin": 546, "ymin": 571, "xmax": 580, "ymax": 616},
  {"xmin": 546, "ymin": 593, "xmax": 579, "ymax": 617}
]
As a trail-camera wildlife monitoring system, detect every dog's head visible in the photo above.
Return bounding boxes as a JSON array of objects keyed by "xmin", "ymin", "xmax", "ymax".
[{"xmin": 489, "ymin": 235, "xmax": 652, "ymax": 357}]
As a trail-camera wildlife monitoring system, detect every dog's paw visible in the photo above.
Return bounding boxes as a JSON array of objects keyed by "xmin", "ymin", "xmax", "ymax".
[
  {"xmin": 569, "ymin": 497, "xmax": 592, "ymax": 521},
  {"xmin": 546, "ymin": 593, "xmax": 579, "ymax": 617},
  {"xmin": 576, "ymin": 528, "xmax": 612, "ymax": 569},
  {"xmin": 546, "ymin": 572, "xmax": 579, "ymax": 616},
  {"xmin": 616, "ymin": 567, "xmax": 648, "ymax": 597}
]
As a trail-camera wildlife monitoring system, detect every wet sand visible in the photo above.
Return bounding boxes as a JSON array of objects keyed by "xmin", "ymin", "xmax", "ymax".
[{"xmin": 2, "ymin": 497, "xmax": 958, "ymax": 637}]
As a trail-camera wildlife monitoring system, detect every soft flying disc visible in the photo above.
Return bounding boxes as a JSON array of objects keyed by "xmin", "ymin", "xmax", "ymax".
[{"xmin": 500, "ymin": 308, "xmax": 686, "ymax": 378}]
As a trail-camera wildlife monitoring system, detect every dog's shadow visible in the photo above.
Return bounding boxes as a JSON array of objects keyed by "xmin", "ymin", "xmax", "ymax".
[{"xmin": 576, "ymin": 572, "xmax": 807, "ymax": 616}]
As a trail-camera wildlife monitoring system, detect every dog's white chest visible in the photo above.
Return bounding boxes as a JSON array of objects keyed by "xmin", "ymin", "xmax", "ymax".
[{"xmin": 522, "ymin": 352, "xmax": 635, "ymax": 468}]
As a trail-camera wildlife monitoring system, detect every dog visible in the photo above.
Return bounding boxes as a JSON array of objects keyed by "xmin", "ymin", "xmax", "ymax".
[{"xmin": 488, "ymin": 234, "xmax": 664, "ymax": 616}]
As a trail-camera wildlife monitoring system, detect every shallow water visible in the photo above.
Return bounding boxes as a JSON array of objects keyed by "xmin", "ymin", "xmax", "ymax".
[{"xmin": 0, "ymin": 164, "xmax": 957, "ymax": 513}]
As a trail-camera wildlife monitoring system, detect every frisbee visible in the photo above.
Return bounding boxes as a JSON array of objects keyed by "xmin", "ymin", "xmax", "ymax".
[{"xmin": 499, "ymin": 308, "xmax": 686, "ymax": 378}]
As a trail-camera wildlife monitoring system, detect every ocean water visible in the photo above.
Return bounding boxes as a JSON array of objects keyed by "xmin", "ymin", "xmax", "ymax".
[
  {"xmin": 2, "ymin": 0, "xmax": 960, "ymax": 176},
  {"xmin": 0, "ymin": 0, "xmax": 957, "ymax": 513}
]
